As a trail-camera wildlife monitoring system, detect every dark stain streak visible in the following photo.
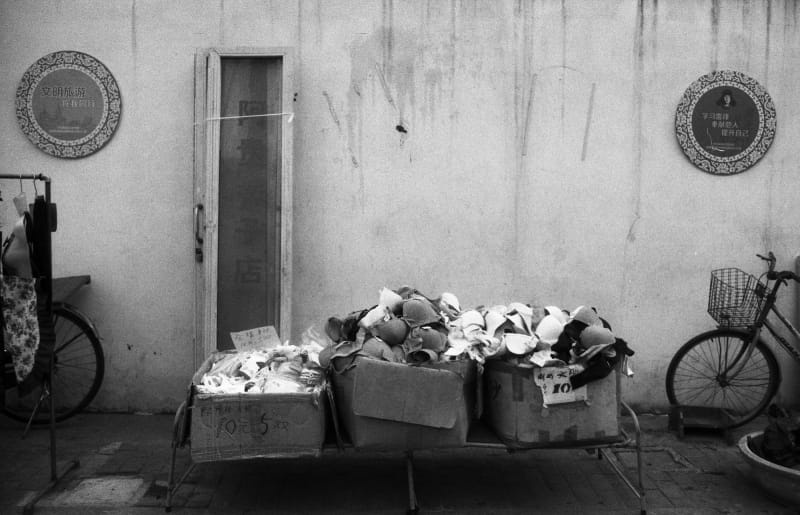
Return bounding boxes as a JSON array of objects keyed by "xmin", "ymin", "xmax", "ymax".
[
  {"xmin": 765, "ymin": 0, "xmax": 772, "ymax": 70},
  {"xmin": 323, "ymin": 90, "xmax": 359, "ymax": 168},
  {"xmin": 581, "ymin": 83, "xmax": 596, "ymax": 162},
  {"xmin": 650, "ymin": 0, "xmax": 657, "ymax": 56},
  {"xmin": 628, "ymin": 0, "xmax": 646, "ymax": 247},
  {"xmin": 742, "ymin": 1, "xmax": 752, "ymax": 69},
  {"xmin": 710, "ymin": 0, "xmax": 719, "ymax": 26},
  {"xmin": 220, "ymin": 0, "xmax": 226, "ymax": 45},
  {"xmin": 450, "ymin": 0, "xmax": 457, "ymax": 85},
  {"xmin": 521, "ymin": 74, "xmax": 536, "ymax": 156},
  {"xmin": 383, "ymin": 0, "xmax": 394, "ymax": 75},
  {"xmin": 322, "ymin": 91, "xmax": 341, "ymax": 130},
  {"xmin": 636, "ymin": 0, "xmax": 645, "ymax": 60},
  {"xmin": 561, "ymin": 0, "xmax": 567, "ymax": 126},
  {"xmin": 375, "ymin": 63, "xmax": 397, "ymax": 111},
  {"xmin": 131, "ymin": 1, "xmax": 137, "ymax": 56},
  {"xmin": 711, "ymin": 0, "xmax": 720, "ymax": 69},
  {"xmin": 795, "ymin": 0, "xmax": 799, "ymax": 27}
]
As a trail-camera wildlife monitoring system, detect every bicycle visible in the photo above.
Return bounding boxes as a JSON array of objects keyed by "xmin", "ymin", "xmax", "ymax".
[
  {"xmin": 2, "ymin": 275, "xmax": 104, "ymax": 424},
  {"xmin": 665, "ymin": 252, "xmax": 800, "ymax": 430}
]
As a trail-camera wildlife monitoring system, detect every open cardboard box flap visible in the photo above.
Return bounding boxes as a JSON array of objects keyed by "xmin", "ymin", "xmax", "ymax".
[{"xmin": 352, "ymin": 358, "xmax": 463, "ymax": 428}]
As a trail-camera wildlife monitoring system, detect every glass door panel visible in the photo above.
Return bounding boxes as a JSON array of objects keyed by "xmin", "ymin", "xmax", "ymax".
[
  {"xmin": 194, "ymin": 48, "xmax": 292, "ymax": 362},
  {"xmin": 216, "ymin": 57, "xmax": 282, "ymax": 349}
]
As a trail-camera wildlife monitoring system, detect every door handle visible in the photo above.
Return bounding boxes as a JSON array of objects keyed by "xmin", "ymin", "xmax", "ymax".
[
  {"xmin": 194, "ymin": 203, "xmax": 204, "ymax": 262},
  {"xmin": 194, "ymin": 204, "xmax": 204, "ymax": 244}
]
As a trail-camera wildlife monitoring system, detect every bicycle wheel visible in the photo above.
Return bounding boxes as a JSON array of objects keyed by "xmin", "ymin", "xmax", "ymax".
[
  {"xmin": 2, "ymin": 304, "xmax": 104, "ymax": 424},
  {"xmin": 666, "ymin": 328, "xmax": 779, "ymax": 429}
]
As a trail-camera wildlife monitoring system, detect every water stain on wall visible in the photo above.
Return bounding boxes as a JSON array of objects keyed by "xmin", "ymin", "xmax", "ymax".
[
  {"xmin": 322, "ymin": 90, "xmax": 359, "ymax": 169},
  {"xmin": 349, "ymin": 27, "xmax": 417, "ymax": 137}
]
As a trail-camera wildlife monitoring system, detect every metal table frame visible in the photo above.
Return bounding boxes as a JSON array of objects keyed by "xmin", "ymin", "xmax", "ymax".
[{"xmin": 166, "ymin": 391, "xmax": 646, "ymax": 514}]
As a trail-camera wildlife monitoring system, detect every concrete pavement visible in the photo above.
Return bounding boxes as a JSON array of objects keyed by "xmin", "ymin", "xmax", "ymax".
[{"xmin": 1, "ymin": 409, "xmax": 797, "ymax": 514}]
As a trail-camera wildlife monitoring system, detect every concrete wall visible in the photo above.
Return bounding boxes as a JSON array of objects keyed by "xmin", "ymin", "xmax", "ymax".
[{"xmin": 1, "ymin": 0, "xmax": 799, "ymax": 413}]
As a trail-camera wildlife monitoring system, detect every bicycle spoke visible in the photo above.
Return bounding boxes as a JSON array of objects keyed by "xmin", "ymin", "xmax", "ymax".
[
  {"xmin": 54, "ymin": 347, "xmax": 95, "ymax": 359},
  {"xmin": 718, "ymin": 335, "xmax": 743, "ymax": 373},
  {"xmin": 729, "ymin": 372, "xmax": 770, "ymax": 385},
  {"xmin": 667, "ymin": 327, "xmax": 780, "ymax": 427},
  {"xmin": 2, "ymin": 307, "xmax": 104, "ymax": 424},
  {"xmin": 678, "ymin": 351, "xmax": 720, "ymax": 376},
  {"xmin": 694, "ymin": 385, "xmax": 724, "ymax": 407},
  {"xmin": 54, "ymin": 332, "xmax": 86, "ymax": 353},
  {"xmin": 671, "ymin": 379, "xmax": 717, "ymax": 394},
  {"xmin": 673, "ymin": 393, "xmax": 712, "ymax": 405},
  {"xmin": 722, "ymin": 387, "xmax": 762, "ymax": 415},
  {"xmin": 55, "ymin": 345, "xmax": 95, "ymax": 359},
  {"xmin": 673, "ymin": 363, "xmax": 715, "ymax": 381},
  {"xmin": 715, "ymin": 337, "xmax": 726, "ymax": 374},
  {"xmin": 54, "ymin": 364, "xmax": 98, "ymax": 375},
  {"xmin": 729, "ymin": 386, "xmax": 768, "ymax": 406},
  {"xmin": 691, "ymin": 344, "xmax": 719, "ymax": 374}
]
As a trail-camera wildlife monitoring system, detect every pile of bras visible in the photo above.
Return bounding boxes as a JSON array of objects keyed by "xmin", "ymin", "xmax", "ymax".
[
  {"xmin": 198, "ymin": 341, "xmax": 327, "ymax": 395},
  {"xmin": 320, "ymin": 286, "xmax": 634, "ymax": 389}
]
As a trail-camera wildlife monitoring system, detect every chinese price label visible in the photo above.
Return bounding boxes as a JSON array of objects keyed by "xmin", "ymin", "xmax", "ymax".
[
  {"xmin": 534, "ymin": 365, "xmax": 588, "ymax": 407},
  {"xmin": 230, "ymin": 325, "xmax": 281, "ymax": 351}
]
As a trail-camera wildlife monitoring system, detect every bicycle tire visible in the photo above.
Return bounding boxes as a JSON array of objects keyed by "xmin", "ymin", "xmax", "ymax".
[
  {"xmin": 665, "ymin": 328, "xmax": 779, "ymax": 429},
  {"xmin": 2, "ymin": 304, "xmax": 104, "ymax": 424}
]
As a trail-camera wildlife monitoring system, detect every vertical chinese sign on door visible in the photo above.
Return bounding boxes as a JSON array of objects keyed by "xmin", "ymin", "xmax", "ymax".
[{"xmin": 216, "ymin": 58, "xmax": 283, "ymax": 349}]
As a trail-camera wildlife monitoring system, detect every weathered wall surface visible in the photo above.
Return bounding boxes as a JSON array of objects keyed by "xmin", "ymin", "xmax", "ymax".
[{"xmin": 1, "ymin": 0, "xmax": 799, "ymax": 412}]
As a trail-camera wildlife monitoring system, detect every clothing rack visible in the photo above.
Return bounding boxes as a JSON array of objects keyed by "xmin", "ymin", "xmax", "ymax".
[
  {"xmin": 0, "ymin": 174, "xmax": 77, "ymax": 514},
  {"xmin": 0, "ymin": 173, "xmax": 51, "ymax": 199},
  {"xmin": 0, "ymin": 174, "xmax": 53, "ymax": 308}
]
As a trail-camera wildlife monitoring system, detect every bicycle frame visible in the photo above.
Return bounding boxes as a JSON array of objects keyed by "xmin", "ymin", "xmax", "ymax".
[
  {"xmin": 762, "ymin": 304, "xmax": 800, "ymax": 363},
  {"xmin": 722, "ymin": 277, "xmax": 800, "ymax": 380}
]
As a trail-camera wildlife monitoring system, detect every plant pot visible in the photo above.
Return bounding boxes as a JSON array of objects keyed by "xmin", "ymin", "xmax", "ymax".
[{"xmin": 738, "ymin": 431, "xmax": 800, "ymax": 508}]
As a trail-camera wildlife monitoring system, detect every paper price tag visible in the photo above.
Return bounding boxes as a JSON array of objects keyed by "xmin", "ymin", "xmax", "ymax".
[
  {"xmin": 230, "ymin": 325, "xmax": 281, "ymax": 351},
  {"xmin": 534, "ymin": 365, "xmax": 588, "ymax": 407}
]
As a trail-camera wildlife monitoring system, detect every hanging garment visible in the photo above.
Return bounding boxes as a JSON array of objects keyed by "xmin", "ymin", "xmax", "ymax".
[
  {"xmin": 1, "ymin": 274, "xmax": 40, "ymax": 384},
  {"xmin": 30, "ymin": 195, "xmax": 53, "ymax": 280},
  {"xmin": 0, "ymin": 195, "xmax": 56, "ymax": 395},
  {"xmin": 26, "ymin": 279, "xmax": 56, "ymax": 393},
  {"xmin": 1, "ymin": 215, "xmax": 34, "ymax": 278}
]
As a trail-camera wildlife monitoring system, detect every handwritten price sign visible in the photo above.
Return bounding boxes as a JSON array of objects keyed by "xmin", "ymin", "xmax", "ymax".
[
  {"xmin": 230, "ymin": 325, "xmax": 281, "ymax": 351},
  {"xmin": 533, "ymin": 365, "xmax": 587, "ymax": 407}
]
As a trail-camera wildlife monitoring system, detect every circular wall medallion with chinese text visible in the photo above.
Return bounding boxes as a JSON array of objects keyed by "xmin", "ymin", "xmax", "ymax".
[
  {"xmin": 675, "ymin": 70, "xmax": 776, "ymax": 175},
  {"xmin": 15, "ymin": 51, "xmax": 121, "ymax": 159}
]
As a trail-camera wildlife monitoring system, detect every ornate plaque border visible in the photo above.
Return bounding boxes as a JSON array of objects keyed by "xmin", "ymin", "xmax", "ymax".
[
  {"xmin": 675, "ymin": 70, "xmax": 776, "ymax": 175},
  {"xmin": 15, "ymin": 50, "xmax": 122, "ymax": 159}
]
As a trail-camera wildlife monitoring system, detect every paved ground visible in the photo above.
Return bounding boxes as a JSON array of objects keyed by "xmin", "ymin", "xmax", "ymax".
[{"xmin": 0, "ymin": 408, "xmax": 797, "ymax": 514}]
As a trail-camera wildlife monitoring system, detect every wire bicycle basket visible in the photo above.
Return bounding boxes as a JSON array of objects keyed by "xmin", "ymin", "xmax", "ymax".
[{"xmin": 707, "ymin": 268, "xmax": 766, "ymax": 327}]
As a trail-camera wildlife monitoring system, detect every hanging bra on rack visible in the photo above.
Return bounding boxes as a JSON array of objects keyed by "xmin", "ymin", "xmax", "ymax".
[{"xmin": 2, "ymin": 212, "xmax": 34, "ymax": 279}]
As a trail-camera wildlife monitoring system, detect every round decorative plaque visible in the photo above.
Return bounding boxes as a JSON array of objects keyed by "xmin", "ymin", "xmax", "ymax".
[
  {"xmin": 15, "ymin": 50, "xmax": 121, "ymax": 159},
  {"xmin": 675, "ymin": 70, "xmax": 776, "ymax": 175}
]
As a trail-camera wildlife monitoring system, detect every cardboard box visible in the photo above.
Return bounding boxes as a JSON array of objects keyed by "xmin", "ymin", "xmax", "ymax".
[
  {"xmin": 331, "ymin": 357, "xmax": 477, "ymax": 450},
  {"xmin": 189, "ymin": 352, "xmax": 327, "ymax": 462},
  {"xmin": 482, "ymin": 360, "xmax": 621, "ymax": 448}
]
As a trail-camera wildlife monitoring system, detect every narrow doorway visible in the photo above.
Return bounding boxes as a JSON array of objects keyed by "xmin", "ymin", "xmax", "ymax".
[{"xmin": 193, "ymin": 49, "xmax": 293, "ymax": 364}]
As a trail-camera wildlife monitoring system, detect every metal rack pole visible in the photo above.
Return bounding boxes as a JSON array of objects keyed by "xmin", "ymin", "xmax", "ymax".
[
  {"xmin": 0, "ymin": 174, "xmax": 77, "ymax": 513},
  {"xmin": 0, "ymin": 173, "xmax": 51, "ymax": 186}
]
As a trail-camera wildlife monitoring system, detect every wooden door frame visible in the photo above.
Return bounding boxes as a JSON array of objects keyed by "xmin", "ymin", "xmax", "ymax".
[{"xmin": 193, "ymin": 47, "xmax": 294, "ymax": 367}]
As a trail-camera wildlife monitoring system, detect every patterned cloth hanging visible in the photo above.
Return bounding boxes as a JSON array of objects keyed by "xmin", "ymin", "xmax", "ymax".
[{"xmin": 1, "ymin": 274, "xmax": 40, "ymax": 383}]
